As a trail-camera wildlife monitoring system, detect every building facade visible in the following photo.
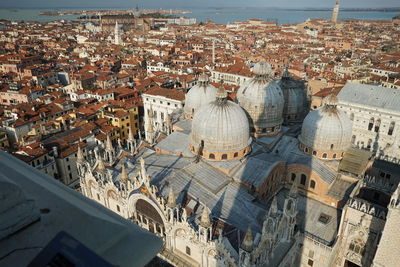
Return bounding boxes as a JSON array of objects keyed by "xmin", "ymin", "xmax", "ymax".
[{"xmin": 338, "ymin": 83, "xmax": 400, "ymax": 160}]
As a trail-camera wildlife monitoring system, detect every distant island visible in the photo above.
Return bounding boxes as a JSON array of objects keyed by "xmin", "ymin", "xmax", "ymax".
[
  {"xmin": 198, "ymin": 7, "xmax": 400, "ymax": 12},
  {"xmin": 393, "ymin": 14, "xmax": 400, "ymax": 19},
  {"xmin": 39, "ymin": 9, "xmax": 190, "ymax": 17}
]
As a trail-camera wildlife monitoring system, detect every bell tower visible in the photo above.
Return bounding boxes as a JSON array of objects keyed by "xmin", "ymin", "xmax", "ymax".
[{"xmin": 332, "ymin": 0, "xmax": 340, "ymax": 23}]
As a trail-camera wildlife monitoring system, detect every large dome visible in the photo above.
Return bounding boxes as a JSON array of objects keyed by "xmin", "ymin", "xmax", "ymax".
[
  {"xmin": 298, "ymin": 95, "xmax": 353, "ymax": 160},
  {"xmin": 189, "ymin": 87, "xmax": 251, "ymax": 161},
  {"xmin": 236, "ymin": 61, "xmax": 284, "ymax": 137},
  {"xmin": 278, "ymin": 68, "xmax": 307, "ymax": 124},
  {"xmin": 184, "ymin": 73, "xmax": 217, "ymax": 118}
]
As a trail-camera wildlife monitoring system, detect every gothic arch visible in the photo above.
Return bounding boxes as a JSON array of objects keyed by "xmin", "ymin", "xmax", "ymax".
[
  {"xmin": 127, "ymin": 193, "xmax": 167, "ymax": 226},
  {"xmin": 88, "ymin": 179, "xmax": 97, "ymax": 187},
  {"xmin": 107, "ymin": 189, "xmax": 119, "ymax": 200},
  {"xmin": 175, "ymin": 228, "xmax": 187, "ymax": 238}
]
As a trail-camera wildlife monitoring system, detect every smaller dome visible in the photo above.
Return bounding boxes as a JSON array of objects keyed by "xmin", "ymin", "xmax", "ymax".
[
  {"xmin": 278, "ymin": 68, "xmax": 307, "ymax": 124},
  {"xmin": 299, "ymin": 96, "xmax": 352, "ymax": 160},
  {"xmin": 184, "ymin": 74, "xmax": 217, "ymax": 118},
  {"xmin": 236, "ymin": 61, "xmax": 284, "ymax": 137}
]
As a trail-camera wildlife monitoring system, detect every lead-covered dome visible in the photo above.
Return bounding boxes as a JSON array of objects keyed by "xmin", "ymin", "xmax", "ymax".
[
  {"xmin": 278, "ymin": 67, "xmax": 307, "ymax": 124},
  {"xmin": 236, "ymin": 61, "xmax": 284, "ymax": 137},
  {"xmin": 189, "ymin": 87, "xmax": 251, "ymax": 161},
  {"xmin": 298, "ymin": 95, "xmax": 353, "ymax": 160},
  {"xmin": 184, "ymin": 73, "xmax": 217, "ymax": 118}
]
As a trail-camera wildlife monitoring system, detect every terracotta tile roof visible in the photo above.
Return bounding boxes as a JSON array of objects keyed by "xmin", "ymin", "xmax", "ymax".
[{"xmin": 144, "ymin": 87, "xmax": 185, "ymax": 101}]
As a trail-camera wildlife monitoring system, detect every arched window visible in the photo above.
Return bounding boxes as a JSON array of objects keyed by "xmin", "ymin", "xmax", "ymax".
[
  {"xmin": 330, "ymin": 144, "xmax": 334, "ymax": 150},
  {"xmin": 234, "ymin": 152, "xmax": 238, "ymax": 158},
  {"xmin": 375, "ymin": 119, "xmax": 381, "ymax": 132},
  {"xmin": 350, "ymin": 113, "xmax": 354, "ymax": 121},
  {"xmin": 291, "ymin": 173, "xmax": 296, "ymax": 181},
  {"xmin": 300, "ymin": 174, "xmax": 306, "ymax": 185},
  {"xmin": 388, "ymin": 121, "xmax": 395, "ymax": 136},
  {"xmin": 304, "ymin": 147, "xmax": 309, "ymax": 153},
  {"xmin": 186, "ymin": 246, "xmax": 191, "ymax": 255},
  {"xmin": 333, "ymin": 154, "xmax": 336, "ymax": 159},
  {"xmin": 310, "ymin": 180, "xmax": 316, "ymax": 189},
  {"xmin": 312, "ymin": 150, "xmax": 317, "ymax": 156},
  {"xmin": 322, "ymin": 153, "xmax": 327, "ymax": 158},
  {"xmin": 221, "ymin": 154, "xmax": 228, "ymax": 160},
  {"xmin": 351, "ymin": 135, "xmax": 356, "ymax": 144},
  {"xmin": 368, "ymin": 117, "xmax": 374, "ymax": 131},
  {"xmin": 209, "ymin": 153, "xmax": 215, "ymax": 159}
]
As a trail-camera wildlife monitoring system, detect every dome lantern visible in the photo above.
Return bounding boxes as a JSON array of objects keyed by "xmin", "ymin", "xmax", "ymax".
[{"xmin": 215, "ymin": 84, "xmax": 228, "ymax": 103}]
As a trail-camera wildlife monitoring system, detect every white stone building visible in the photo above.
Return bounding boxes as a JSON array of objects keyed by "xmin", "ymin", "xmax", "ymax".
[
  {"xmin": 338, "ymin": 82, "xmax": 400, "ymax": 159},
  {"xmin": 142, "ymin": 87, "xmax": 185, "ymax": 143}
]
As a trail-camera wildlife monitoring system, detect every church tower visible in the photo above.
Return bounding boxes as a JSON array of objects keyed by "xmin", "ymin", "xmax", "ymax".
[
  {"xmin": 114, "ymin": 22, "xmax": 122, "ymax": 45},
  {"xmin": 332, "ymin": 0, "xmax": 340, "ymax": 23}
]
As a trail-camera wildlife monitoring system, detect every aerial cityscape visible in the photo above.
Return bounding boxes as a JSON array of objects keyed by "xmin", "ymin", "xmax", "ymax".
[{"xmin": 0, "ymin": 0, "xmax": 400, "ymax": 266}]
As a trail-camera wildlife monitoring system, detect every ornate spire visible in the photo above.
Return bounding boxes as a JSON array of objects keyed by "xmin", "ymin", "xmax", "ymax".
[
  {"xmin": 167, "ymin": 187, "xmax": 176, "ymax": 208},
  {"xmin": 106, "ymin": 134, "xmax": 113, "ymax": 151},
  {"xmin": 121, "ymin": 164, "xmax": 128, "ymax": 182},
  {"xmin": 241, "ymin": 226, "xmax": 253, "ymax": 252},
  {"xmin": 200, "ymin": 205, "xmax": 211, "ymax": 228},
  {"xmin": 97, "ymin": 157, "xmax": 105, "ymax": 172},
  {"xmin": 269, "ymin": 196, "xmax": 278, "ymax": 217},
  {"xmin": 77, "ymin": 145, "xmax": 84, "ymax": 163},
  {"xmin": 289, "ymin": 182, "xmax": 298, "ymax": 198},
  {"xmin": 128, "ymin": 127, "xmax": 134, "ymax": 141}
]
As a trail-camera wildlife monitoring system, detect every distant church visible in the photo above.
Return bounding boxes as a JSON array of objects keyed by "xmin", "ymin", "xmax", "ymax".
[{"xmin": 78, "ymin": 62, "xmax": 400, "ymax": 267}]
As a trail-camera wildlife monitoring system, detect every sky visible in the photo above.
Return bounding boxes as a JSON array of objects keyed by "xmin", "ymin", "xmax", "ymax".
[{"xmin": 0, "ymin": 0, "xmax": 399, "ymax": 9}]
